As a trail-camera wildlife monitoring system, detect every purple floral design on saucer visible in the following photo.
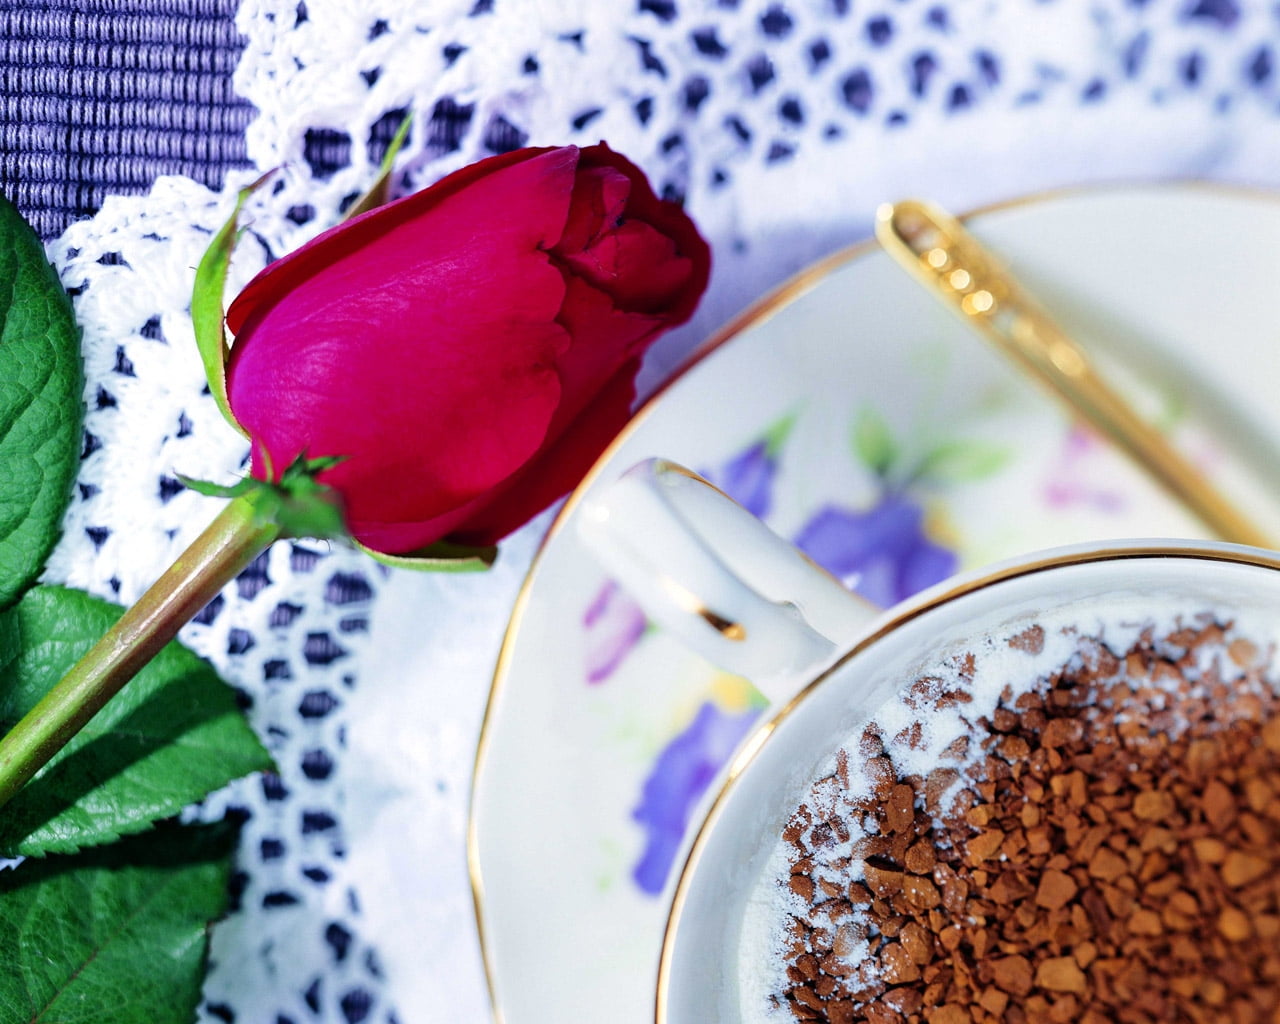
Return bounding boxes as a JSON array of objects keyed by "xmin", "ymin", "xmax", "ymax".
[
  {"xmin": 701, "ymin": 434, "xmax": 781, "ymax": 520},
  {"xmin": 1043, "ymin": 425, "xmax": 1126, "ymax": 514},
  {"xmin": 630, "ymin": 699, "xmax": 762, "ymax": 895},
  {"xmin": 583, "ymin": 580, "xmax": 648, "ymax": 685},
  {"xmin": 603, "ymin": 406, "xmax": 1008, "ymax": 896},
  {"xmin": 794, "ymin": 495, "xmax": 956, "ymax": 607}
]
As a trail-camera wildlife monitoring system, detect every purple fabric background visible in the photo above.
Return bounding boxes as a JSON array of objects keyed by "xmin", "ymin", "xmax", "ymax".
[{"xmin": 0, "ymin": 0, "xmax": 253, "ymax": 239}]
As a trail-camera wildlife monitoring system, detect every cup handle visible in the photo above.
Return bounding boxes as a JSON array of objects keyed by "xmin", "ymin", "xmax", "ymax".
[{"xmin": 578, "ymin": 459, "xmax": 881, "ymax": 704}]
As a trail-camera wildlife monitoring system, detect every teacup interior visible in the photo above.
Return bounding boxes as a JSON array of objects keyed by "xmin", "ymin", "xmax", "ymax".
[{"xmin": 661, "ymin": 550, "xmax": 1280, "ymax": 1023}]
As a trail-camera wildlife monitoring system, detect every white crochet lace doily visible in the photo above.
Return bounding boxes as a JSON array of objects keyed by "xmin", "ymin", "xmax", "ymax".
[{"xmin": 35, "ymin": 1, "xmax": 1280, "ymax": 1022}]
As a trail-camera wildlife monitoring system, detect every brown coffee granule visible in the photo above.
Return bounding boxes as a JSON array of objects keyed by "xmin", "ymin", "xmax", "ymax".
[{"xmin": 771, "ymin": 619, "xmax": 1280, "ymax": 1023}]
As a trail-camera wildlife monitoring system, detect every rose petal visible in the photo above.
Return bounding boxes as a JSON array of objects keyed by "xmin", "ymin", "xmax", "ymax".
[
  {"xmin": 227, "ymin": 149, "xmax": 583, "ymax": 537},
  {"xmin": 427, "ymin": 277, "xmax": 663, "ymax": 543},
  {"xmin": 225, "ymin": 142, "xmax": 710, "ymax": 555},
  {"xmin": 443, "ymin": 360, "xmax": 641, "ymax": 546},
  {"xmin": 576, "ymin": 143, "xmax": 711, "ymax": 322},
  {"xmin": 226, "ymin": 146, "xmax": 568, "ymax": 335},
  {"xmin": 552, "ymin": 273, "xmax": 664, "ymax": 415},
  {"xmin": 409, "ymin": 157, "xmax": 707, "ymax": 546},
  {"xmin": 552, "ymin": 156, "xmax": 700, "ymax": 315},
  {"xmin": 555, "ymin": 164, "xmax": 630, "ymax": 259}
]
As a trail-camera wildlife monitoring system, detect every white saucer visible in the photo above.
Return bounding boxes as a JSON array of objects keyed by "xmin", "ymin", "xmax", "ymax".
[{"xmin": 469, "ymin": 183, "xmax": 1280, "ymax": 1024}]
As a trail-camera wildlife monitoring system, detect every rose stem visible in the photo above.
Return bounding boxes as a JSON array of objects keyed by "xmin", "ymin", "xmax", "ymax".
[{"xmin": 0, "ymin": 492, "xmax": 280, "ymax": 811}]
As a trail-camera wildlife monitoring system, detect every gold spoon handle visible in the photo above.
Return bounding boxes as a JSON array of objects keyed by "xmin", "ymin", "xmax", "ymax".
[{"xmin": 876, "ymin": 198, "xmax": 1274, "ymax": 550}]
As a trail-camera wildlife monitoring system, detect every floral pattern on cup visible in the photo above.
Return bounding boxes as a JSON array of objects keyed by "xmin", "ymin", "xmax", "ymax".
[{"xmin": 603, "ymin": 406, "xmax": 1023, "ymax": 895}]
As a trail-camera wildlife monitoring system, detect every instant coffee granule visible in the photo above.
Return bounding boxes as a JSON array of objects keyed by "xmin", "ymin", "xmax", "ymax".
[{"xmin": 771, "ymin": 619, "xmax": 1280, "ymax": 1024}]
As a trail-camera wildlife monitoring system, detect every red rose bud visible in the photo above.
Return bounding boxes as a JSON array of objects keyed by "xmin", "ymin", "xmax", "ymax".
[{"xmin": 225, "ymin": 144, "xmax": 710, "ymax": 555}]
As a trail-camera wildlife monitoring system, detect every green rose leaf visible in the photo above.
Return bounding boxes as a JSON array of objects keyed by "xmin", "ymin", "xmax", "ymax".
[
  {"xmin": 0, "ymin": 194, "xmax": 84, "ymax": 612},
  {"xmin": 0, "ymin": 586, "xmax": 272, "ymax": 857},
  {"xmin": 0, "ymin": 819, "xmax": 239, "ymax": 1024}
]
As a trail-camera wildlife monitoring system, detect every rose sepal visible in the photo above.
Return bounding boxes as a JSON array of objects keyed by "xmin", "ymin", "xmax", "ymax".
[
  {"xmin": 342, "ymin": 111, "xmax": 414, "ymax": 222},
  {"xmin": 353, "ymin": 538, "xmax": 498, "ymax": 573},
  {"xmin": 181, "ymin": 456, "xmax": 495, "ymax": 570},
  {"xmin": 177, "ymin": 454, "xmax": 348, "ymax": 542},
  {"xmin": 190, "ymin": 169, "xmax": 276, "ymax": 439},
  {"xmin": 191, "ymin": 112, "xmax": 409, "ymax": 439}
]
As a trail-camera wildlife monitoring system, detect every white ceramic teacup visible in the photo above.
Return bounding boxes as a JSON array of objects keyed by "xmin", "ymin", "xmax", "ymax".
[{"xmin": 579, "ymin": 459, "xmax": 1280, "ymax": 1024}]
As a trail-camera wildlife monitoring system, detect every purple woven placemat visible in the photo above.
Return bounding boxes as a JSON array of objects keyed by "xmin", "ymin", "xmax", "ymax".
[{"xmin": 1, "ymin": 0, "xmax": 254, "ymax": 239}]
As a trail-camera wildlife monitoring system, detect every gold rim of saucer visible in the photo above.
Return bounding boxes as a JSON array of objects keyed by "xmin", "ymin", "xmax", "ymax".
[
  {"xmin": 466, "ymin": 180, "xmax": 1280, "ymax": 1024},
  {"xmin": 653, "ymin": 540, "xmax": 1280, "ymax": 1023}
]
